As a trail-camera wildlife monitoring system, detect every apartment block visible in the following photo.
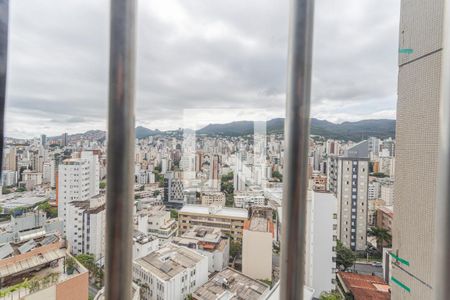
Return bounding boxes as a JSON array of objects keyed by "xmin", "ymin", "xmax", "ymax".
[
  {"xmin": 132, "ymin": 244, "xmax": 208, "ymax": 300},
  {"xmin": 200, "ymin": 192, "xmax": 226, "ymax": 207},
  {"xmin": 172, "ymin": 226, "xmax": 229, "ymax": 273},
  {"xmin": 178, "ymin": 205, "xmax": 248, "ymax": 241},
  {"xmin": 66, "ymin": 195, "xmax": 105, "ymax": 260},
  {"xmin": 328, "ymin": 141, "xmax": 369, "ymax": 251}
]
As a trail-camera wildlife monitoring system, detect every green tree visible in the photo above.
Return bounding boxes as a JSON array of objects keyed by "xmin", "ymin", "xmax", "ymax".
[
  {"xmin": 16, "ymin": 187, "xmax": 27, "ymax": 192},
  {"xmin": 170, "ymin": 209, "xmax": 178, "ymax": 220},
  {"xmin": 336, "ymin": 240, "xmax": 356, "ymax": 271},
  {"xmin": 99, "ymin": 181, "xmax": 106, "ymax": 189},
  {"xmin": 37, "ymin": 201, "xmax": 58, "ymax": 218},
  {"xmin": 272, "ymin": 171, "xmax": 283, "ymax": 181},
  {"xmin": 368, "ymin": 226, "xmax": 392, "ymax": 250},
  {"xmin": 229, "ymin": 241, "xmax": 242, "ymax": 259},
  {"xmin": 153, "ymin": 190, "xmax": 160, "ymax": 197},
  {"xmin": 1, "ymin": 186, "xmax": 11, "ymax": 194},
  {"xmin": 320, "ymin": 291, "xmax": 343, "ymax": 300}
]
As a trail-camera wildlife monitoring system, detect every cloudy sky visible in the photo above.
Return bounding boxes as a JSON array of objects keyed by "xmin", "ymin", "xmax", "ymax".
[{"xmin": 5, "ymin": 0, "xmax": 400, "ymax": 138}]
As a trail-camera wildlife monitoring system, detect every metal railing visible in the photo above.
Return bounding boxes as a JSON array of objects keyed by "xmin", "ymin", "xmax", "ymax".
[
  {"xmin": 279, "ymin": 0, "xmax": 314, "ymax": 299},
  {"xmin": 0, "ymin": 0, "xmax": 315, "ymax": 299},
  {"xmin": 104, "ymin": 0, "xmax": 137, "ymax": 299},
  {"xmin": 0, "ymin": 0, "xmax": 8, "ymax": 173}
]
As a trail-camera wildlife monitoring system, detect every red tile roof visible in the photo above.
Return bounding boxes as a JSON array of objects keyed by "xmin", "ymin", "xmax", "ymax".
[{"xmin": 338, "ymin": 272, "xmax": 390, "ymax": 300}]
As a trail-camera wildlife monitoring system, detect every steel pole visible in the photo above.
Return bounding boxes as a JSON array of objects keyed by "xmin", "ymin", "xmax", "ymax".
[
  {"xmin": 434, "ymin": 1, "xmax": 450, "ymax": 299},
  {"xmin": 0, "ymin": 0, "xmax": 8, "ymax": 172},
  {"xmin": 280, "ymin": 0, "xmax": 315, "ymax": 299},
  {"xmin": 105, "ymin": 0, "xmax": 136, "ymax": 299}
]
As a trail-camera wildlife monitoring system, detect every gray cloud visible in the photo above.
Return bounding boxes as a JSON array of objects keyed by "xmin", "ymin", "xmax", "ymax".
[{"xmin": 4, "ymin": 0, "xmax": 400, "ymax": 138}]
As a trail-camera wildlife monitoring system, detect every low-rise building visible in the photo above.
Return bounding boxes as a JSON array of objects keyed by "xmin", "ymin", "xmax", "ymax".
[
  {"xmin": 337, "ymin": 272, "xmax": 390, "ymax": 300},
  {"xmin": 200, "ymin": 192, "xmax": 226, "ymax": 207},
  {"xmin": 172, "ymin": 226, "xmax": 229, "ymax": 273},
  {"xmin": 242, "ymin": 207, "xmax": 274, "ymax": 281},
  {"xmin": 178, "ymin": 205, "xmax": 248, "ymax": 241},
  {"xmin": 192, "ymin": 267, "xmax": 270, "ymax": 300},
  {"xmin": 133, "ymin": 230, "xmax": 160, "ymax": 260},
  {"xmin": 132, "ymin": 244, "xmax": 208, "ymax": 300},
  {"xmin": 234, "ymin": 192, "xmax": 265, "ymax": 208},
  {"xmin": 136, "ymin": 206, "xmax": 178, "ymax": 244},
  {"xmin": 0, "ymin": 236, "xmax": 89, "ymax": 300}
]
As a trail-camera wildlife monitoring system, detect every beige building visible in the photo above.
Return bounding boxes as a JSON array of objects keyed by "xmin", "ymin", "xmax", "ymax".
[
  {"xmin": 200, "ymin": 192, "xmax": 226, "ymax": 206},
  {"xmin": 242, "ymin": 209, "xmax": 274, "ymax": 281},
  {"xmin": 178, "ymin": 205, "xmax": 248, "ymax": 241},
  {"xmin": 391, "ymin": 0, "xmax": 444, "ymax": 298}
]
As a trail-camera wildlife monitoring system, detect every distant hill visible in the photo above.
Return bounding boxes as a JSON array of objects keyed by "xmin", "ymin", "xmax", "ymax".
[
  {"xmin": 135, "ymin": 126, "xmax": 162, "ymax": 139},
  {"xmin": 197, "ymin": 118, "xmax": 396, "ymax": 141},
  {"xmin": 44, "ymin": 118, "xmax": 395, "ymax": 142}
]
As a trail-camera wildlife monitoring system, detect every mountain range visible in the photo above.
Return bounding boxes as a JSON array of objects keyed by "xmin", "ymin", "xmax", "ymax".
[
  {"xmin": 47, "ymin": 118, "xmax": 395, "ymax": 142},
  {"xmin": 195, "ymin": 118, "xmax": 395, "ymax": 141}
]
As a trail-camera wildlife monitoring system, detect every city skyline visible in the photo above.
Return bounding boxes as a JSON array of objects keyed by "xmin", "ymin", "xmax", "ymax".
[{"xmin": 5, "ymin": 0, "xmax": 399, "ymax": 138}]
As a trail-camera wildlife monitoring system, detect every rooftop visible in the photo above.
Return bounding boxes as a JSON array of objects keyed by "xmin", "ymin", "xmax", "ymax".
[
  {"xmin": 192, "ymin": 267, "xmax": 269, "ymax": 300},
  {"xmin": 180, "ymin": 205, "xmax": 248, "ymax": 219},
  {"xmin": 134, "ymin": 244, "xmax": 205, "ymax": 281},
  {"xmin": 337, "ymin": 272, "xmax": 390, "ymax": 300}
]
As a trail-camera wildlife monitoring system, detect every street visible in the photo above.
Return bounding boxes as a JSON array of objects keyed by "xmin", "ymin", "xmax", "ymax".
[{"xmin": 352, "ymin": 262, "xmax": 383, "ymax": 278}]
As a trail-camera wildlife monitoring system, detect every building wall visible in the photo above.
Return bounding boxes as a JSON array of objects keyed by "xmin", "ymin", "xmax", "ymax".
[
  {"xmin": 242, "ymin": 230, "xmax": 272, "ymax": 280},
  {"xmin": 307, "ymin": 191, "xmax": 337, "ymax": 298},
  {"xmin": 391, "ymin": 0, "xmax": 444, "ymax": 298}
]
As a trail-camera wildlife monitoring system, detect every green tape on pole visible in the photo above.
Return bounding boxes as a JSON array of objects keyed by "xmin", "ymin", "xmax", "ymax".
[
  {"xmin": 391, "ymin": 276, "xmax": 411, "ymax": 292},
  {"xmin": 399, "ymin": 48, "xmax": 413, "ymax": 54},
  {"xmin": 389, "ymin": 252, "xmax": 410, "ymax": 266}
]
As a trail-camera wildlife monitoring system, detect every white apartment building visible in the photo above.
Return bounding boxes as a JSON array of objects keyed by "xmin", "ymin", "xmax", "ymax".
[
  {"xmin": 58, "ymin": 152, "xmax": 99, "ymax": 234},
  {"xmin": 234, "ymin": 192, "xmax": 265, "ymax": 208},
  {"xmin": 137, "ymin": 206, "xmax": 178, "ymax": 244},
  {"xmin": 172, "ymin": 226, "xmax": 229, "ymax": 273},
  {"xmin": 200, "ymin": 192, "xmax": 226, "ymax": 206},
  {"xmin": 132, "ymin": 244, "xmax": 208, "ymax": 300},
  {"xmin": 328, "ymin": 140, "xmax": 369, "ymax": 252},
  {"xmin": 66, "ymin": 195, "xmax": 105, "ymax": 260},
  {"xmin": 368, "ymin": 181, "xmax": 380, "ymax": 200},
  {"xmin": 22, "ymin": 170, "xmax": 43, "ymax": 187},
  {"xmin": 305, "ymin": 191, "xmax": 338, "ymax": 298},
  {"xmin": 133, "ymin": 230, "xmax": 160, "ymax": 260}
]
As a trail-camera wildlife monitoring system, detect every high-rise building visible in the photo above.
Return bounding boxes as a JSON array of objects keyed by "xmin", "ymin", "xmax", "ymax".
[
  {"xmin": 391, "ymin": 1, "xmax": 444, "ymax": 298},
  {"xmin": 66, "ymin": 195, "xmax": 105, "ymax": 260},
  {"xmin": 40, "ymin": 134, "xmax": 47, "ymax": 148},
  {"xmin": 62, "ymin": 132, "xmax": 68, "ymax": 146},
  {"xmin": 58, "ymin": 152, "xmax": 99, "ymax": 233},
  {"xmin": 163, "ymin": 171, "xmax": 184, "ymax": 207},
  {"xmin": 328, "ymin": 140, "xmax": 369, "ymax": 252}
]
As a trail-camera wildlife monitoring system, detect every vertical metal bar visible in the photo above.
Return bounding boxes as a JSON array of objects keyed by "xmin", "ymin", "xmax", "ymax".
[
  {"xmin": 435, "ymin": 1, "xmax": 450, "ymax": 299},
  {"xmin": 105, "ymin": 0, "xmax": 136, "ymax": 299},
  {"xmin": 0, "ymin": 0, "xmax": 8, "ymax": 172},
  {"xmin": 280, "ymin": 0, "xmax": 314, "ymax": 299}
]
